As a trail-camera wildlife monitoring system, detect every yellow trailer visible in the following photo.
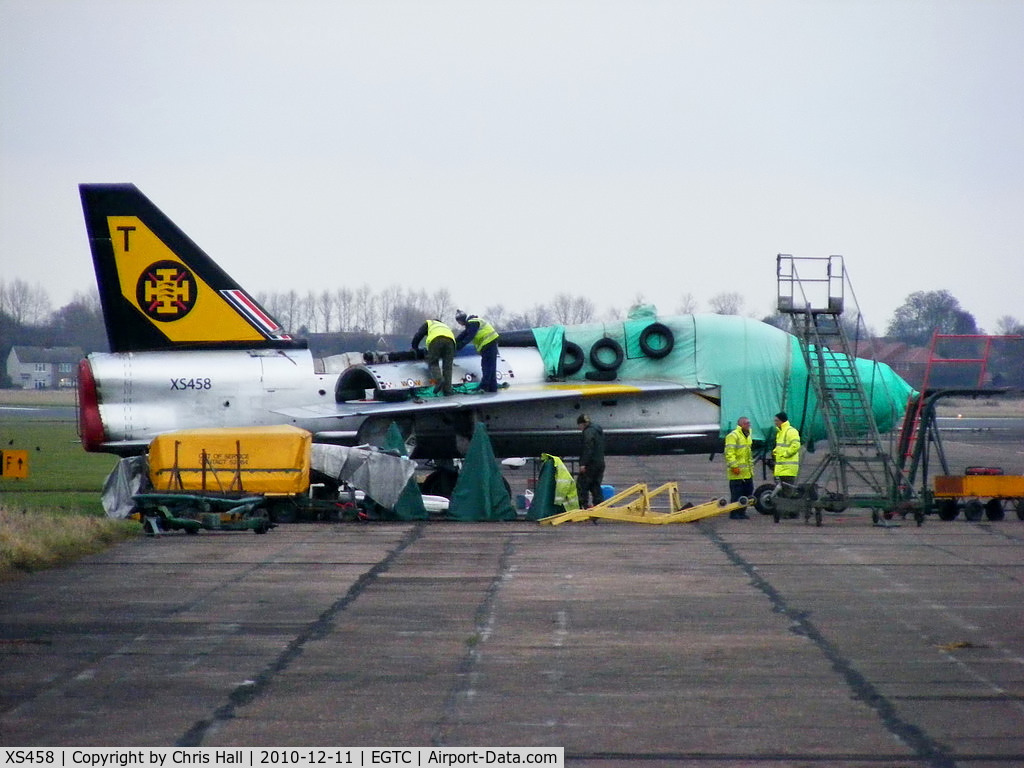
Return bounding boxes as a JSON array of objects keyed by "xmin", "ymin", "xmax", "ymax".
[
  {"xmin": 933, "ymin": 470, "xmax": 1024, "ymax": 521},
  {"xmin": 148, "ymin": 425, "xmax": 311, "ymax": 494},
  {"xmin": 136, "ymin": 425, "xmax": 314, "ymax": 532}
]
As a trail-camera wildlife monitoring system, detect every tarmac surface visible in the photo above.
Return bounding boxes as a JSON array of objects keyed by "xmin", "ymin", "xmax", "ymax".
[{"xmin": 2, "ymin": 439, "xmax": 1024, "ymax": 766}]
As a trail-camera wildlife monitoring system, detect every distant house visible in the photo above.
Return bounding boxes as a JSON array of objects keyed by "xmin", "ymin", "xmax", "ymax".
[{"xmin": 5, "ymin": 346, "xmax": 84, "ymax": 389}]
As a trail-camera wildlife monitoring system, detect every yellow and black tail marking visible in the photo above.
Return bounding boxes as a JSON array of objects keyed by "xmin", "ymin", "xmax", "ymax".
[{"xmin": 80, "ymin": 184, "xmax": 302, "ymax": 353}]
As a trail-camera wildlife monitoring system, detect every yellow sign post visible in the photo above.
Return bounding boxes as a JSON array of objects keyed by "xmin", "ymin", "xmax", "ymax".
[{"xmin": 1, "ymin": 450, "xmax": 30, "ymax": 479}]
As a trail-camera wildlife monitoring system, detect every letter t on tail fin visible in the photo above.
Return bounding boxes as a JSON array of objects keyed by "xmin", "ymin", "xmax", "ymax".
[{"xmin": 80, "ymin": 183, "xmax": 302, "ymax": 353}]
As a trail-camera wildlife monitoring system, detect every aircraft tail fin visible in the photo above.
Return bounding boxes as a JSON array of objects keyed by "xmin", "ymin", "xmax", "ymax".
[{"xmin": 80, "ymin": 183, "xmax": 303, "ymax": 353}]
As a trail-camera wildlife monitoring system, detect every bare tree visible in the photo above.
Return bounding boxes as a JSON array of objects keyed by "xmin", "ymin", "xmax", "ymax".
[
  {"xmin": 392, "ymin": 303, "xmax": 427, "ymax": 337},
  {"xmin": 996, "ymin": 315, "xmax": 1024, "ymax": 335},
  {"xmin": 507, "ymin": 303, "xmax": 554, "ymax": 330},
  {"xmin": 353, "ymin": 285, "xmax": 377, "ymax": 332},
  {"xmin": 298, "ymin": 291, "xmax": 317, "ymax": 332},
  {"xmin": 0, "ymin": 278, "xmax": 52, "ymax": 326},
  {"xmin": 281, "ymin": 290, "xmax": 301, "ymax": 332},
  {"xmin": 484, "ymin": 304, "xmax": 507, "ymax": 328},
  {"xmin": 335, "ymin": 287, "xmax": 354, "ymax": 331},
  {"xmin": 551, "ymin": 293, "xmax": 595, "ymax": 324},
  {"xmin": 315, "ymin": 290, "xmax": 335, "ymax": 332},
  {"xmin": 429, "ymin": 288, "xmax": 454, "ymax": 323},
  {"xmin": 708, "ymin": 291, "xmax": 744, "ymax": 315},
  {"xmin": 377, "ymin": 285, "xmax": 405, "ymax": 334},
  {"xmin": 676, "ymin": 292, "xmax": 699, "ymax": 314}
]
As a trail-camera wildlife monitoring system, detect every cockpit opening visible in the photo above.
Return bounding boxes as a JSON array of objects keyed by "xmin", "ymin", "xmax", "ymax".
[{"xmin": 336, "ymin": 367, "xmax": 378, "ymax": 403}]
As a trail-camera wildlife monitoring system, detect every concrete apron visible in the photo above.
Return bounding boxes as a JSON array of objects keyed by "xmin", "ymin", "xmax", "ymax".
[{"xmin": 1, "ymin": 517, "xmax": 1023, "ymax": 766}]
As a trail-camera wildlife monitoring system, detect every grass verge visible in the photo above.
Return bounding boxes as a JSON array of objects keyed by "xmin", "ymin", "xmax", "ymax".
[
  {"xmin": 1, "ymin": 403, "xmax": 140, "ymax": 579},
  {"xmin": 0, "ymin": 507, "xmax": 140, "ymax": 580}
]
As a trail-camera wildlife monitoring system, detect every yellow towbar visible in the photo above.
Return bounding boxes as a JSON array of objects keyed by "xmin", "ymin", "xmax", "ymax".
[{"xmin": 538, "ymin": 482, "xmax": 753, "ymax": 525}]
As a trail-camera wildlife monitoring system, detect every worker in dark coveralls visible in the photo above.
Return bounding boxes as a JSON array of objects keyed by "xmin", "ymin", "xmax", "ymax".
[
  {"xmin": 411, "ymin": 319, "xmax": 456, "ymax": 396},
  {"xmin": 576, "ymin": 413, "xmax": 606, "ymax": 508},
  {"xmin": 454, "ymin": 310, "xmax": 501, "ymax": 392}
]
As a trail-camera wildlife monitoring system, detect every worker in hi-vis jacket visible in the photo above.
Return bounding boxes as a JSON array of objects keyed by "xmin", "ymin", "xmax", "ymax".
[
  {"xmin": 454, "ymin": 310, "xmax": 501, "ymax": 393},
  {"xmin": 771, "ymin": 411, "xmax": 801, "ymax": 493},
  {"xmin": 724, "ymin": 416, "xmax": 753, "ymax": 519}
]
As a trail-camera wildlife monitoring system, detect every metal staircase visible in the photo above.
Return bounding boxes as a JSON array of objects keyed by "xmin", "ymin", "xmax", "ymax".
[{"xmin": 776, "ymin": 255, "xmax": 909, "ymax": 521}]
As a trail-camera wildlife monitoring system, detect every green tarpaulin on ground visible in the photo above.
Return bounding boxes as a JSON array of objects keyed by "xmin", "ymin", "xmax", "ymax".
[
  {"xmin": 447, "ymin": 422, "xmax": 517, "ymax": 521},
  {"xmin": 380, "ymin": 422, "xmax": 427, "ymax": 520}
]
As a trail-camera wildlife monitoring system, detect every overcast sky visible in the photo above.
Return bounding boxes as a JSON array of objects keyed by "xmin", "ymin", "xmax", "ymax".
[{"xmin": 2, "ymin": 0, "xmax": 1022, "ymax": 333}]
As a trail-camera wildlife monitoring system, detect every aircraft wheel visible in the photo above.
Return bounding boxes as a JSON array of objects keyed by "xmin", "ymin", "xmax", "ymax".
[
  {"xmin": 753, "ymin": 483, "xmax": 776, "ymax": 516},
  {"xmin": 964, "ymin": 500, "xmax": 984, "ymax": 522},
  {"xmin": 421, "ymin": 466, "xmax": 459, "ymax": 498},
  {"xmin": 268, "ymin": 499, "xmax": 299, "ymax": 524},
  {"xmin": 984, "ymin": 498, "xmax": 1005, "ymax": 521},
  {"xmin": 936, "ymin": 499, "xmax": 959, "ymax": 521}
]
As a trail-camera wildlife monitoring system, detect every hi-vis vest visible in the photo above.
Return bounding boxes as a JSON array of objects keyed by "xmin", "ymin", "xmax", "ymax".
[
  {"xmin": 467, "ymin": 315, "xmax": 499, "ymax": 351},
  {"xmin": 724, "ymin": 426, "xmax": 753, "ymax": 480},
  {"xmin": 772, "ymin": 421, "xmax": 801, "ymax": 478},
  {"xmin": 541, "ymin": 453, "xmax": 579, "ymax": 512},
  {"xmin": 426, "ymin": 320, "xmax": 456, "ymax": 346}
]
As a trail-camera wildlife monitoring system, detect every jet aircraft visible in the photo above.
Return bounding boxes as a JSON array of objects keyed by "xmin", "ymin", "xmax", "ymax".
[{"xmin": 76, "ymin": 184, "xmax": 915, "ymax": 468}]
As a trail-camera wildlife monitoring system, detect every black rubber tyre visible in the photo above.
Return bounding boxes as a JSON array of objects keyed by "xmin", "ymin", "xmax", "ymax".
[
  {"xmin": 753, "ymin": 483, "xmax": 776, "ymax": 515},
  {"xmin": 638, "ymin": 322, "xmax": 674, "ymax": 359},
  {"xmin": 589, "ymin": 338, "xmax": 624, "ymax": 372},
  {"xmin": 936, "ymin": 499, "xmax": 959, "ymax": 521},
  {"xmin": 561, "ymin": 342, "xmax": 584, "ymax": 376},
  {"xmin": 984, "ymin": 498, "xmax": 1005, "ymax": 521},
  {"xmin": 964, "ymin": 500, "xmax": 984, "ymax": 522}
]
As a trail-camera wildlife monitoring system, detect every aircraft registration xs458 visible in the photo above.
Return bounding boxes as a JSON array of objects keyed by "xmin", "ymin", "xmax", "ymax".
[{"xmin": 77, "ymin": 184, "xmax": 915, "ymax": 462}]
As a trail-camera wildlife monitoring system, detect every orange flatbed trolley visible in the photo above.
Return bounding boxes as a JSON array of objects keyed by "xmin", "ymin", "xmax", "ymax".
[{"xmin": 932, "ymin": 467, "xmax": 1024, "ymax": 521}]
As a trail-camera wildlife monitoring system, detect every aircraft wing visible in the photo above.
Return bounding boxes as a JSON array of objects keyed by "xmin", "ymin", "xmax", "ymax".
[{"xmin": 272, "ymin": 379, "xmax": 697, "ymax": 421}]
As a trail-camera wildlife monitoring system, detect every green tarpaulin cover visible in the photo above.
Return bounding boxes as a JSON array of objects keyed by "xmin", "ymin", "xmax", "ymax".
[
  {"xmin": 381, "ymin": 422, "xmax": 428, "ymax": 520},
  {"xmin": 447, "ymin": 422, "xmax": 517, "ymax": 521},
  {"xmin": 532, "ymin": 310, "xmax": 914, "ymax": 442}
]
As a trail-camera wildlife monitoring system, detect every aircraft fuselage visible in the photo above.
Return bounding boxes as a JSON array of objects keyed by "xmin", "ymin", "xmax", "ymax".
[{"xmin": 78, "ymin": 346, "xmax": 723, "ymax": 458}]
